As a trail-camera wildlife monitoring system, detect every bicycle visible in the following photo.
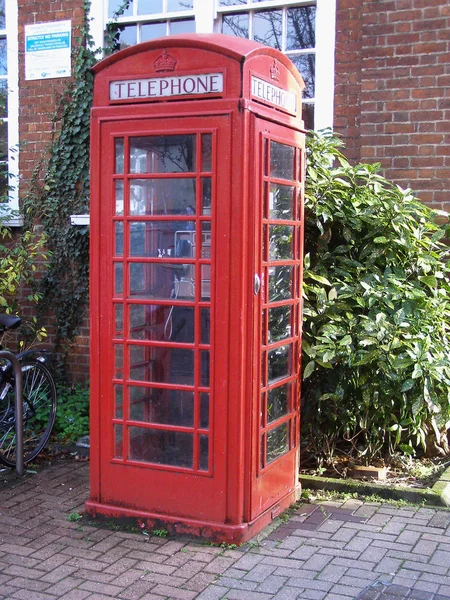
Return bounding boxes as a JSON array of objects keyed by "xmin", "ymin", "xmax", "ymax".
[{"xmin": 0, "ymin": 314, "xmax": 57, "ymax": 467}]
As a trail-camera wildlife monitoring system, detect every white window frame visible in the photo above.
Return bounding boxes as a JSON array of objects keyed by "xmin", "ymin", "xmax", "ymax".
[
  {"xmin": 89, "ymin": 0, "xmax": 335, "ymax": 130},
  {"xmin": 0, "ymin": 0, "xmax": 21, "ymax": 225}
]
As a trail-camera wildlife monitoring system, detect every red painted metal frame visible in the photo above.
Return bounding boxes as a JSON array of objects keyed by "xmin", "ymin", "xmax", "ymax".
[{"xmin": 88, "ymin": 34, "xmax": 305, "ymax": 543}]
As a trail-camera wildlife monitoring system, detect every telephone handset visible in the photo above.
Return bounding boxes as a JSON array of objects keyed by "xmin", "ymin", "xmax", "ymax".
[{"xmin": 172, "ymin": 230, "xmax": 211, "ymax": 300}]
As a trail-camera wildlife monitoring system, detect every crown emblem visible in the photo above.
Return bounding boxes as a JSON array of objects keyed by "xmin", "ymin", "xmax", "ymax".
[
  {"xmin": 270, "ymin": 60, "xmax": 280, "ymax": 81},
  {"xmin": 154, "ymin": 50, "xmax": 177, "ymax": 73}
]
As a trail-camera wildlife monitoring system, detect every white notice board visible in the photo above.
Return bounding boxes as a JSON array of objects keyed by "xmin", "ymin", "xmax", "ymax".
[{"xmin": 25, "ymin": 20, "xmax": 72, "ymax": 81}]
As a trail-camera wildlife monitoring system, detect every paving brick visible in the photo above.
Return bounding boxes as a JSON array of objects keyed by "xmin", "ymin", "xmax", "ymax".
[
  {"xmin": 117, "ymin": 579, "xmax": 158, "ymax": 600},
  {"xmin": 195, "ymin": 584, "xmax": 230, "ymax": 599},
  {"xmin": 430, "ymin": 549, "xmax": 450, "ymax": 567},
  {"xmin": 149, "ymin": 584, "xmax": 198, "ymax": 599},
  {"xmin": 218, "ymin": 591, "xmax": 272, "ymax": 599},
  {"xmin": 316, "ymin": 563, "xmax": 347, "ymax": 583},
  {"xmin": 79, "ymin": 579, "xmax": 125, "ymax": 596},
  {"xmin": 256, "ymin": 574, "xmax": 287, "ymax": 594}
]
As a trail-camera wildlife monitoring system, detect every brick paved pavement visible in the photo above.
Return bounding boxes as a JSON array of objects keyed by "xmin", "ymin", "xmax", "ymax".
[{"xmin": 0, "ymin": 459, "xmax": 450, "ymax": 600}]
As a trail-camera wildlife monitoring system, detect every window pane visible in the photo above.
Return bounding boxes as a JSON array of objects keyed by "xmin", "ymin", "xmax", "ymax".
[
  {"xmin": 269, "ymin": 225, "xmax": 294, "ymax": 261},
  {"xmin": 199, "ymin": 435, "xmax": 209, "ymax": 471},
  {"xmin": 115, "ymin": 385, "xmax": 123, "ymax": 418},
  {"xmin": 302, "ymin": 103, "xmax": 314, "ymax": 130},
  {"xmin": 114, "ymin": 25, "xmax": 137, "ymax": 49},
  {"xmin": 219, "ymin": 0, "xmax": 246, "ymax": 5},
  {"xmin": 114, "ymin": 425, "xmax": 123, "ymax": 458},
  {"xmin": 287, "ymin": 6, "xmax": 316, "ymax": 50},
  {"xmin": 129, "ymin": 345, "xmax": 194, "ymax": 385},
  {"xmin": 268, "ymin": 305, "xmax": 292, "ymax": 343},
  {"xmin": 130, "ymin": 135, "xmax": 196, "ymax": 174},
  {"xmin": 129, "ymin": 303, "xmax": 195, "ymax": 342},
  {"xmin": 109, "ymin": 0, "xmax": 133, "ymax": 18},
  {"xmin": 137, "ymin": 0, "xmax": 162, "ymax": 14},
  {"xmin": 0, "ymin": 39, "xmax": 6, "ymax": 75},
  {"xmin": 129, "ymin": 262, "xmax": 195, "ymax": 300},
  {"xmin": 200, "ymin": 393, "xmax": 209, "ymax": 428},
  {"xmin": 270, "ymin": 141, "xmax": 295, "ymax": 180},
  {"xmin": 170, "ymin": 19, "xmax": 195, "ymax": 35},
  {"xmin": 0, "ymin": 79, "xmax": 7, "ymax": 116},
  {"xmin": 129, "ymin": 387, "xmax": 194, "ymax": 427},
  {"xmin": 268, "ymin": 266, "xmax": 293, "ymax": 302},
  {"xmin": 268, "ymin": 345, "xmax": 291, "ymax": 383},
  {"xmin": 115, "ymin": 180, "xmax": 124, "ymax": 215},
  {"xmin": 253, "ymin": 10, "xmax": 282, "ymax": 50},
  {"xmin": 141, "ymin": 21, "xmax": 166, "ymax": 41},
  {"xmin": 289, "ymin": 54, "xmax": 315, "ymax": 99},
  {"xmin": 115, "ymin": 304, "xmax": 123, "ymax": 338},
  {"xmin": 168, "ymin": 0, "xmax": 194, "ymax": 9},
  {"xmin": 0, "ymin": 120, "xmax": 7, "ymax": 162},
  {"xmin": 201, "ymin": 134, "xmax": 212, "ymax": 172},
  {"xmin": 267, "ymin": 384, "xmax": 289, "ymax": 423},
  {"xmin": 115, "ymin": 221, "xmax": 123, "ymax": 256},
  {"xmin": 222, "ymin": 13, "xmax": 249, "ymax": 38},
  {"xmin": 266, "ymin": 421, "xmax": 289, "ymax": 464},
  {"xmin": 0, "ymin": 2, "xmax": 5, "ymax": 29},
  {"xmin": 129, "ymin": 427, "xmax": 193, "ymax": 468},
  {"xmin": 115, "ymin": 138, "xmax": 124, "ymax": 174},
  {"xmin": 129, "ymin": 178, "xmax": 196, "ymax": 215},
  {"xmin": 270, "ymin": 184, "xmax": 294, "ymax": 220}
]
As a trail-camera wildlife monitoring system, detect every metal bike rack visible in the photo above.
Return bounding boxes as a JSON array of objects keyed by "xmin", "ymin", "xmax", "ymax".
[{"xmin": 0, "ymin": 351, "xmax": 23, "ymax": 475}]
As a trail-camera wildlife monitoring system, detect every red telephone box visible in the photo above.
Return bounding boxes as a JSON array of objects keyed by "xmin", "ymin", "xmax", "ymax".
[{"xmin": 87, "ymin": 33, "xmax": 305, "ymax": 543}]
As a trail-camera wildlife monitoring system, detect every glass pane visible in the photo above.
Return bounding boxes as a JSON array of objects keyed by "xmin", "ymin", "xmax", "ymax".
[
  {"xmin": 170, "ymin": 19, "xmax": 195, "ymax": 35},
  {"xmin": 253, "ymin": 10, "xmax": 282, "ymax": 50},
  {"xmin": 129, "ymin": 345, "xmax": 194, "ymax": 385},
  {"xmin": 114, "ymin": 425, "xmax": 123, "ymax": 459},
  {"xmin": 219, "ymin": 0, "xmax": 246, "ymax": 5},
  {"xmin": 289, "ymin": 54, "xmax": 315, "ymax": 99},
  {"xmin": 0, "ymin": 39, "xmax": 6, "ymax": 75},
  {"xmin": 115, "ymin": 221, "xmax": 123, "ymax": 256},
  {"xmin": 115, "ymin": 385, "xmax": 123, "ymax": 418},
  {"xmin": 138, "ymin": 0, "xmax": 162, "ymax": 14},
  {"xmin": 268, "ymin": 345, "xmax": 291, "ymax": 383},
  {"xmin": 268, "ymin": 305, "xmax": 292, "ymax": 343},
  {"xmin": 115, "ymin": 345, "xmax": 123, "ymax": 378},
  {"xmin": 201, "ymin": 264, "xmax": 211, "ymax": 300},
  {"xmin": 129, "ymin": 178, "xmax": 196, "ymax": 215},
  {"xmin": 115, "ymin": 263, "xmax": 123, "ymax": 296},
  {"xmin": 270, "ymin": 184, "xmax": 294, "ymax": 220},
  {"xmin": 269, "ymin": 266, "xmax": 292, "ymax": 302},
  {"xmin": 302, "ymin": 103, "xmax": 314, "ymax": 130},
  {"xmin": 202, "ymin": 178, "xmax": 211, "ymax": 215},
  {"xmin": 200, "ymin": 393, "xmax": 209, "ymax": 428},
  {"xmin": 201, "ymin": 350, "xmax": 210, "ymax": 387},
  {"xmin": 115, "ymin": 25, "xmax": 137, "ymax": 49},
  {"xmin": 261, "ymin": 350, "xmax": 267, "ymax": 386},
  {"xmin": 287, "ymin": 6, "xmax": 316, "ymax": 50},
  {"xmin": 201, "ymin": 308, "xmax": 210, "ymax": 344},
  {"xmin": 141, "ymin": 21, "xmax": 166, "ymax": 41},
  {"xmin": 129, "ymin": 262, "xmax": 195, "ymax": 300},
  {"xmin": 199, "ymin": 435, "xmax": 209, "ymax": 471},
  {"xmin": 129, "ymin": 303, "xmax": 194, "ymax": 342},
  {"xmin": 270, "ymin": 141, "xmax": 294, "ymax": 180},
  {"xmin": 115, "ymin": 304, "xmax": 123, "ymax": 338},
  {"xmin": 222, "ymin": 13, "xmax": 249, "ymax": 38},
  {"xmin": 129, "ymin": 427, "xmax": 193, "ymax": 468},
  {"xmin": 109, "ymin": 0, "xmax": 133, "ymax": 17},
  {"xmin": 269, "ymin": 225, "xmax": 294, "ymax": 261},
  {"xmin": 0, "ymin": 80, "xmax": 7, "ymax": 117},
  {"xmin": 115, "ymin": 180, "xmax": 124, "ymax": 215},
  {"xmin": 267, "ymin": 422, "xmax": 289, "ymax": 464},
  {"xmin": 201, "ymin": 134, "xmax": 212, "ymax": 172},
  {"xmin": 267, "ymin": 384, "xmax": 289, "ymax": 423},
  {"xmin": 0, "ymin": 2, "xmax": 5, "ymax": 29},
  {"xmin": 115, "ymin": 138, "xmax": 124, "ymax": 174},
  {"xmin": 167, "ymin": 0, "xmax": 193, "ymax": 10},
  {"xmin": 130, "ymin": 135, "xmax": 196, "ymax": 174},
  {"xmin": 129, "ymin": 387, "xmax": 194, "ymax": 427}
]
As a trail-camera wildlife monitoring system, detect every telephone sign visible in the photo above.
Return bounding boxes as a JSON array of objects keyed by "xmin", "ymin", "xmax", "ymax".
[{"xmin": 88, "ymin": 34, "xmax": 306, "ymax": 544}]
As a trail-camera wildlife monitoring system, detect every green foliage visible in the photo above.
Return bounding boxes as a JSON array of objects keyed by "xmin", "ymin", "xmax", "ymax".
[
  {"xmin": 68, "ymin": 512, "xmax": 82, "ymax": 522},
  {"xmin": 302, "ymin": 130, "xmax": 450, "ymax": 464},
  {"xmin": 0, "ymin": 213, "xmax": 48, "ymax": 346},
  {"xmin": 53, "ymin": 384, "xmax": 89, "ymax": 442}
]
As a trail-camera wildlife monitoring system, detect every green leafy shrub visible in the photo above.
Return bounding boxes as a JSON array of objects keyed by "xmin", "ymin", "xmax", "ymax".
[
  {"xmin": 302, "ymin": 130, "xmax": 450, "ymax": 465},
  {"xmin": 53, "ymin": 384, "xmax": 89, "ymax": 443},
  {"xmin": 0, "ymin": 213, "xmax": 48, "ymax": 347}
]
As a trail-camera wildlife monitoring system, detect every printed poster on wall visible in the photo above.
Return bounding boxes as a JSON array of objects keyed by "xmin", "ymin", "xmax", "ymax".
[{"xmin": 25, "ymin": 20, "xmax": 71, "ymax": 80}]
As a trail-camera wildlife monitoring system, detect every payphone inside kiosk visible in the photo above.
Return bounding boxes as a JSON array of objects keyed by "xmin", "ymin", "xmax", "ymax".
[{"xmin": 88, "ymin": 34, "xmax": 306, "ymax": 543}]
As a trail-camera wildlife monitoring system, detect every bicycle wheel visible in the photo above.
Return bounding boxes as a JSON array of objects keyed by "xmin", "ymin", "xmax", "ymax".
[{"xmin": 0, "ymin": 359, "xmax": 57, "ymax": 467}]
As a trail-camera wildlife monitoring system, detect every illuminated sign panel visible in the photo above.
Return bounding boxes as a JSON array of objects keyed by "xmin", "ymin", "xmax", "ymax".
[
  {"xmin": 110, "ymin": 73, "xmax": 224, "ymax": 100},
  {"xmin": 251, "ymin": 76, "xmax": 296, "ymax": 114}
]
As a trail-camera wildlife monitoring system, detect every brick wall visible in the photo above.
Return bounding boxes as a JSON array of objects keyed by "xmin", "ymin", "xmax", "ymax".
[
  {"xmin": 18, "ymin": 0, "xmax": 88, "ymax": 383},
  {"xmin": 335, "ymin": 0, "xmax": 450, "ymax": 211}
]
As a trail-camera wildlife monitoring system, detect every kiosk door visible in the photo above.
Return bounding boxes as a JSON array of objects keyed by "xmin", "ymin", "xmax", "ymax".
[
  {"xmin": 250, "ymin": 117, "xmax": 304, "ymax": 519},
  {"xmin": 96, "ymin": 115, "xmax": 229, "ymax": 521}
]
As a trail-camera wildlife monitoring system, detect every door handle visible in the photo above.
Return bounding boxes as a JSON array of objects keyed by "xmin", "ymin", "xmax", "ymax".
[{"xmin": 254, "ymin": 273, "xmax": 261, "ymax": 295}]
